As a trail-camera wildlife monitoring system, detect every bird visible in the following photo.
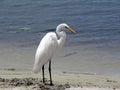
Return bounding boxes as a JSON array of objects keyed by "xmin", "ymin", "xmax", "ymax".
[{"xmin": 33, "ymin": 23, "xmax": 76, "ymax": 85}]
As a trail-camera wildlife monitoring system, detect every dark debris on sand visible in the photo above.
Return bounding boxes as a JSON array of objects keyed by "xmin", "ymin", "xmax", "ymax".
[{"xmin": 0, "ymin": 77, "xmax": 70, "ymax": 90}]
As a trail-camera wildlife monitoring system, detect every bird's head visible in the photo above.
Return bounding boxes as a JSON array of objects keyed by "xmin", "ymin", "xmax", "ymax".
[{"xmin": 57, "ymin": 23, "xmax": 76, "ymax": 34}]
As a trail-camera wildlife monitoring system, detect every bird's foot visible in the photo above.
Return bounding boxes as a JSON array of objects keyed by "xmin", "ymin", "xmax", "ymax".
[
  {"xmin": 50, "ymin": 83, "xmax": 54, "ymax": 86},
  {"xmin": 44, "ymin": 83, "xmax": 54, "ymax": 86}
]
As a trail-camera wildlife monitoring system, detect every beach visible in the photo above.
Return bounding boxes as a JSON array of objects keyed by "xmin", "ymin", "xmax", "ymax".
[
  {"xmin": 0, "ymin": 43, "xmax": 120, "ymax": 90},
  {"xmin": 0, "ymin": 0, "xmax": 120, "ymax": 89},
  {"xmin": 0, "ymin": 69, "xmax": 120, "ymax": 90}
]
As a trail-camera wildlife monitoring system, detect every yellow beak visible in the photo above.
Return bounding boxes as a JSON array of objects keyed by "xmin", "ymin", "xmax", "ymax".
[{"xmin": 65, "ymin": 26, "xmax": 76, "ymax": 34}]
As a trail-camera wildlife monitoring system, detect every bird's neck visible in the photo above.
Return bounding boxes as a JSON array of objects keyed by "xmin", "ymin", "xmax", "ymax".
[{"xmin": 56, "ymin": 28, "xmax": 66, "ymax": 49}]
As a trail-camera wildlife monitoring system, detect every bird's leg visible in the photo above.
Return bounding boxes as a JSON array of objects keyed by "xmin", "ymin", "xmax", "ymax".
[
  {"xmin": 49, "ymin": 60, "xmax": 53, "ymax": 85},
  {"xmin": 42, "ymin": 65, "xmax": 45, "ymax": 83}
]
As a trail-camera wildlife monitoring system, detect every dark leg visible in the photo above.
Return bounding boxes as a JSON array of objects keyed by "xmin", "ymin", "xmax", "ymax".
[
  {"xmin": 42, "ymin": 65, "xmax": 45, "ymax": 83},
  {"xmin": 49, "ymin": 60, "xmax": 53, "ymax": 85}
]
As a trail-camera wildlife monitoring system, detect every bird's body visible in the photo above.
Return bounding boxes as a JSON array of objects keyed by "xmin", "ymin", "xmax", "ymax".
[
  {"xmin": 33, "ymin": 32, "xmax": 58, "ymax": 73},
  {"xmin": 33, "ymin": 23, "xmax": 76, "ymax": 85}
]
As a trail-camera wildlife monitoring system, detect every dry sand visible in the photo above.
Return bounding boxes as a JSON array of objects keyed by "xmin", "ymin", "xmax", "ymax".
[
  {"xmin": 66, "ymin": 87, "xmax": 120, "ymax": 90},
  {"xmin": 0, "ymin": 69, "xmax": 120, "ymax": 90}
]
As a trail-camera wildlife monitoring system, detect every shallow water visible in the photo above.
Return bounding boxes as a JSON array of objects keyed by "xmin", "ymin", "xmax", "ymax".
[{"xmin": 0, "ymin": 0, "xmax": 120, "ymax": 75}]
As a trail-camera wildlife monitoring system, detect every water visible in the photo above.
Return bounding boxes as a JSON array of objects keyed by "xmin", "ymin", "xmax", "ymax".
[{"xmin": 0, "ymin": 0, "xmax": 120, "ymax": 75}]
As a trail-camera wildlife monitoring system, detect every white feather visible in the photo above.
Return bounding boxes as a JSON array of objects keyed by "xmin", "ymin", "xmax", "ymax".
[{"xmin": 33, "ymin": 32, "xmax": 58, "ymax": 73}]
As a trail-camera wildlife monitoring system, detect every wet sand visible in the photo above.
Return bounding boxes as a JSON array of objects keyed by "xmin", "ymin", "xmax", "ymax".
[{"xmin": 1, "ymin": 42, "xmax": 120, "ymax": 75}]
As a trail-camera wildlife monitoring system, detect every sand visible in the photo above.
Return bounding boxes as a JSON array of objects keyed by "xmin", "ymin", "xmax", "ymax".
[{"xmin": 0, "ymin": 69, "xmax": 120, "ymax": 90}]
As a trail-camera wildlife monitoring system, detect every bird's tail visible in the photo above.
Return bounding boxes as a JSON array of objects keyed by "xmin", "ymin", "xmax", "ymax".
[{"xmin": 32, "ymin": 65, "xmax": 41, "ymax": 74}]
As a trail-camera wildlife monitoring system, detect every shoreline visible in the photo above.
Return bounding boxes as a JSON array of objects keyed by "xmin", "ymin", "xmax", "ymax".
[{"xmin": 0, "ymin": 43, "xmax": 120, "ymax": 76}]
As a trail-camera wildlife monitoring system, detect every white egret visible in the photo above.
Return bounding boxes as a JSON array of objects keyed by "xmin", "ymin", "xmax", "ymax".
[{"xmin": 33, "ymin": 23, "xmax": 76, "ymax": 85}]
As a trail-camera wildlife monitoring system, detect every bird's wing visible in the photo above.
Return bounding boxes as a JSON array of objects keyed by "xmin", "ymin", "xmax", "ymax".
[{"xmin": 33, "ymin": 32, "xmax": 58, "ymax": 73}]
